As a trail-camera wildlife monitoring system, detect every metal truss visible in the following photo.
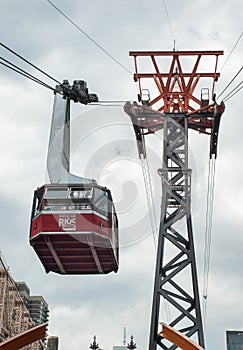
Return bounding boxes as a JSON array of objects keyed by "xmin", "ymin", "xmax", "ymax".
[
  {"xmin": 125, "ymin": 50, "xmax": 225, "ymax": 350},
  {"xmin": 148, "ymin": 115, "xmax": 204, "ymax": 350},
  {"xmin": 130, "ymin": 50, "xmax": 223, "ymax": 114}
]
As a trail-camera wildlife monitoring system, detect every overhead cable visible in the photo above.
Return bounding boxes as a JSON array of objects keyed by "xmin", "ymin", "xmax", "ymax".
[
  {"xmin": 145, "ymin": 156, "xmax": 159, "ymax": 243},
  {"xmin": 0, "ymin": 44, "xmax": 132, "ymax": 105},
  {"xmin": 90, "ymin": 103, "xmax": 125, "ymax": 107},
  {"xmin": 162, "ymin": 0, "xmax": 176, "ymax": 49},
  {"xmin": 0, "ymin": 42, "xmax": 102, "ymax": 102},
  {"xmin": 140, "ymin": 148, "xmax": 171, "ymax": 322},
  {"xmin": 0, "ymin": 42, "xmax": 62, "ymax": 86},
  {"xmin": 202, "ymin": 156, "xmax": 216, "ymax": 329},
  {"xmin": 0, "ymin": 57, "xmax": 60, "ymax": 94},
  {"xmin": 141, "ymin": 157, "xmax": 157, "ymax": 248},
  {"xmin": 141, "ymin": 156, "xmax": 158, "ymax": 249},
  {"xmin": 223, "ymin": 82, "xmax": 243, "ymax": 102},
  {"xmin": 217, "ymin": 66, "xmax": 243, "ymax": 99},
  {"xmin": 45, "ymin": 0, "xmax": 132, "ymax": 75},
  {"xmin": 95, "ymin": 100, "xmax": 129, "ymax": 103},
  {"xmin": 220, "ymin": 31, "xmax": 243, "ymax": 71}
]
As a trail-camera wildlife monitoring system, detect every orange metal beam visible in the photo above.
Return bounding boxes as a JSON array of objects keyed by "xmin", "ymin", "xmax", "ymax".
[
  {"xmin": 160, "ymin": 323, "xmax": 204, "ymax": 350},
  {"xmin": 0, "ymin": 323, "xmax": 47, "ymax": 350},
  {"xmin": 130, "ymin": 50, "xmax": 223, "ymax": 56},
  {"xmin": 151, "ymin": 56, "xmax": 165, "ymax": 90},
  {"xmin": 134, "ymin": 73, "xmax": 221, "ymax": 78},
  {"xmin": 131, "ymin": 50, "xmax": 223, "ymax": 113}
]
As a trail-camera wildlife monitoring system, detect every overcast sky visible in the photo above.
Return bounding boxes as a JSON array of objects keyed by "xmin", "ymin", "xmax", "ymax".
[{"xmin": 0, "ymin": 1, "xmax": 242, "ymax": 350}]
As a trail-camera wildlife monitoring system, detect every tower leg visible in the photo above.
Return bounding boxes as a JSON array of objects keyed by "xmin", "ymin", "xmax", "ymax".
[{"xmin": 149, "ymin": 115, "xmax": 204, "ymax": 350}]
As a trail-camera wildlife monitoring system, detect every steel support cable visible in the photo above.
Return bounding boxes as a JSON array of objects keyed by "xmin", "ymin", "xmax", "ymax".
[
  {"xmin": 223, "ymin": 82, "xmax": 243, "ymax": 102},
  {"xmin": 0, "ymin": 56, "xmax": 129, "ymax": 103},
  {"xmin": 0, "ymin": 57, "xmax": 60, "ymax": 94},
  {"xmin": 220, "ymin": 31, "xmax": 243, "ymax": 71},
  {"xmin": 0, "ymin": 60, "xmax": 47, "ymax": 88},
  {"xmin": 0, "ymin": 62, "xmax": 128, "ymax": 105},
  {"xmin": 95, "ymin": 100, "xmax": 129, "ymax": 103},
  {"xmin": 202, "ymin": 157, "xmax": 216, "ymax": 330},
  {"xmin": 145, "ymin": 156, "xmax": 159, "ymax": 241},
  {"xmin": 206, "ymin": 159, "xmax": 216, "ymax": 289},
  {"xmin": 222, "ymin": 79, "xmax": 243, "ymax": 100},
  {"xmin": 217, "ymin": 66, "xmax": 243, "ymax": 99},
  {"xmin": 0, "ymin": 42, "xmax": 62, "ymax": 86},
  {"xmin": 0, "ymin": 42, "xmax": 83, "ymax": 101},
  {"xmin": 45, "ymin": 0, "xmax": 132, "ymax": 75},
  {"xmin": 140, "ymin": 155, "xmax": 172, "ymax": 324},
  {"xmin": 90, "ymin": 100, "xmax": 129, "ymax": 106},
  {"xmin": 143, "ymin": 154, "xmax": 173, "ymax": 324},
  {"xmin": 0, "ymin": 59, "xmax": 129, "ymax": 105},
  {"xmin": 90, "ymin": 103, "xmax": 126, "ymax": 107},
  {"xmin": 1, "ymin": 44, "xmax": 134, "ymax": 106},
  {"xmin": 141, "ymin": 156, "xmax": 158, "ymax": 248},
  {"xmin": 162, "ymin": 0, "xmax": 176, "ymax": 49},
  {"xmin": 203, "ymin": 159, "xmax": 212, "ymax": 294},
  {"xmin": 202, "ymin": 159, "xmax": 215, "ymax": 321}
]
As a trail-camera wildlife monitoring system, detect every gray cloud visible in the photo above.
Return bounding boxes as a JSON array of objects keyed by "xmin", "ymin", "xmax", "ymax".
[{"xmin": 0, "ymin": 1, "xmax": 242, "ymax": 349}]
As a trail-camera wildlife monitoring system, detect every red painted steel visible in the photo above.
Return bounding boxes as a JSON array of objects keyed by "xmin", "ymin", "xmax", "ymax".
[
  {"xmin": 0, "ymin": 323, "xmax": 47, "ymax": 350},
  {"xmin": 31, "ymin": 213, "xmax": 109, "ymax": 238},
  {"xmin": 30, "ymin": 184, "xmax": 118, "ymax": 275},
  {"xmin": 129, "ymin": 50, "xmax": 223, "ymax": 115}
]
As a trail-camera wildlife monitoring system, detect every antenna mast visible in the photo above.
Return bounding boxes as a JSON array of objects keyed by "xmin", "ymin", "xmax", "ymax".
[{"xmin": 123, "ymin": 327, "xmax": 127, "ymax": 346}]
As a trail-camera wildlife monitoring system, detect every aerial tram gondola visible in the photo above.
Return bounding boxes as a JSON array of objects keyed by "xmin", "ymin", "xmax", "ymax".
[{"xmin": 29, "ymin": 80, "xmax": 119, "ymax": 275}]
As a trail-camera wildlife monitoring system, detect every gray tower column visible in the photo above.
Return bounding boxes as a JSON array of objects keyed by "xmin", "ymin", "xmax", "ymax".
[{"xmin": 149, "ymin": 115, "xmax": 204, "ymax": 350}]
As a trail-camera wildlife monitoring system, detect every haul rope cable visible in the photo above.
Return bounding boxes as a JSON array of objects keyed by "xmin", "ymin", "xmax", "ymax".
[
  {"xmin": 141, "ymin": 156, "xmax": 158, "ymax": 248},
  {"xmin": 141, "ymin": 156, "xmax": 172, "ymax": 323},
  {"xmin": 45, "ymin": 0, "xmax": 132, "ymax": 75},
  {"xmin": 0, "ymin": 42, "xmax": 62, "ymax": 86},
  {"xmin": 220, "ymin": 31, "xmax": 243, "ymax": 71},
  {"xmin": 145, "ymin": 155, "xmax": 159, "ymax": 244},
  {"xmin": 162, "ymin": 0, "xmax": 176, "ymax": 50},
  {"xmin": 140, "ymin": 145, "xmax": 172, "ymax": 323},
  {"xmin": 217, "ymin": 66, "xmax": 243, "ymax": 99},
  {"xmin": 145, "ymin": 144, "xmax": 172, "ymax": 323},
  {"xmin": 0, "ymin": 60, "xmax": 128, "ymax": 105},
  {"xmin": 0, "ymin": 54, "xmax": 130, "ymax": 106},
  {"xmin": 0, "ymin": 42, "xmax": 90, "ymax": 102},
  {"xmin": 222, "ymin": 81, "xmax": 243, "ymax": 102},
  {"xmin": 202, "ymin": 36, "xmax": 243, "ymax": 327},
  {"xmin": 202, "ymin": 156, "xmax": 216, "ymax": 331},
  {"xmin": 0, "ymin": 57, "xmax": 60, "ymax": 94}
]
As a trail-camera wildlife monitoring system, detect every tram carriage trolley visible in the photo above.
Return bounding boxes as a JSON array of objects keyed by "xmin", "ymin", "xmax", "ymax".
[{"xmin": 30, "ymin": 183, "xmax": 119, "ymax": 275}]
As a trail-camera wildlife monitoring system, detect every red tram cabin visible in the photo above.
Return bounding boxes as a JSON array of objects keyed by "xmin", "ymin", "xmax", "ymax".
[{"xmin": 30, "ymin": 184, "xmax": 119, "ymax": 275}]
